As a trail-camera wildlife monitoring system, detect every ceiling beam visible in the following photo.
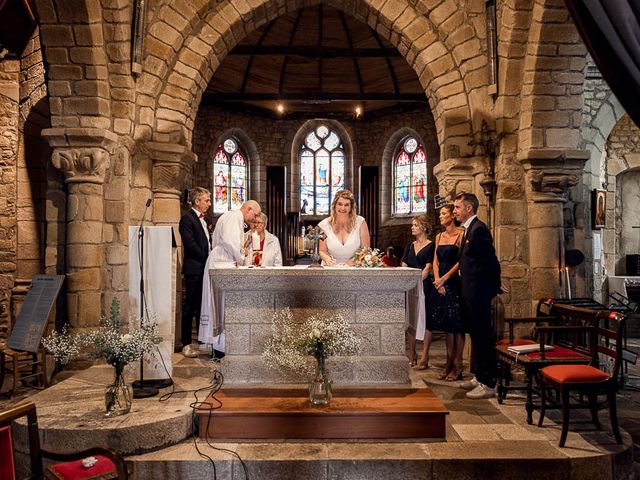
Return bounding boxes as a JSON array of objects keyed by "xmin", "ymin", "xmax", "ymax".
[
  {"xmin": 230, "ymin": 45, "xmax": 401, "ymax": 58},
  {"xmin": 202, "ymin": 92, "xmax": 427, "ymax": 103}
]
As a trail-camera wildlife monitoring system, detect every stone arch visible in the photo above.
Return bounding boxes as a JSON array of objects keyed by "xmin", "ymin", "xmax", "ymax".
[
  {"xmin": 600, "ymin": 115, "xmax": 640, "ymax": 283},
  {"xmin": 35, "ymin": 0, "xmax": 112, "ymax": 128},
  {"xmin": 139, "ymin": 0, "xmax": 475, "ymax": 159},
  {"xmin": 381, "ymin": 127, "xmax": 430, "ymax": 223},
  {"xmin": 517, "ymin": 0, "xmax": 587, "ymax": 153},
  {"xmin": 289, "ymin": 119, "xmax": 354, "ymax": 214},
  {"xmin": 207, "ymin": 128, "xmax": 264, "ymax": 208}
]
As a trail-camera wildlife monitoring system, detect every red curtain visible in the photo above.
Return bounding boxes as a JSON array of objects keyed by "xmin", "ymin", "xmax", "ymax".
[{"xmin": 564, "ymin": 0, "xmax": 640, "ymax": 126}]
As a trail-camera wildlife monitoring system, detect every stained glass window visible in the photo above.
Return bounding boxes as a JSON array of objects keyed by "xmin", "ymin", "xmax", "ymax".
[
  {"xmin": 394, "ymin": 136, "xmax": 427, "ymax": 214},
  {"xmin": 300, "ymin": 125, "xmax": 346, "ymax": 216},
  {"xmin": 212, "ymin": 137, "xmax": 249, "ymax": 214}
]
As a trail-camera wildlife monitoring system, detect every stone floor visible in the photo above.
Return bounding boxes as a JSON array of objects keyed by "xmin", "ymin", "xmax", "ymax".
[{"xmin": 1, "ymin": 334, "xmax": 639, "ymax": 479}]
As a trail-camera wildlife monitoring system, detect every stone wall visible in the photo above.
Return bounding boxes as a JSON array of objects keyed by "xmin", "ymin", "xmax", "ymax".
[
  {"xmin": 18, "ymin": 29, "xmax": 50, "ymax": 281},
  {"xmin": 0, "ymin": 57, "xmax": 20, "ymax": 339},
  {"xmin": 607, "ymin": 116, "xmax": 640, "ymax": 276},
  {"xmin": 579, "ymin": 64, "xmax": 625, "ymax": 302}
]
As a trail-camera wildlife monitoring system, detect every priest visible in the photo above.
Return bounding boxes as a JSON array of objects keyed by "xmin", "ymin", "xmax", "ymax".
[{"xmin": 199, "ymin": 200, "xmax": 261, "ymax": 359}]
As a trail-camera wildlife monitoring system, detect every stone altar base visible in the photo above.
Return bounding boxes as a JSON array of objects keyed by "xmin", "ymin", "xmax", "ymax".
[{"xmin": 197, "ymin": 387, "xmax": 448, "ymax": 440}]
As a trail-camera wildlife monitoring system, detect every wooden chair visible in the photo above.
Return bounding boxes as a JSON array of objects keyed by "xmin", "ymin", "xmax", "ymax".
[
  {"xmin": 0, "ymin": 401, "xmax": 128, "ymax": 479},
  {"xmin": 537, "ymin": 311, "xmax": 626, "ymax": 447},
  {"xmin": 0, "ymin": 347, "xmax": 48, "ymax": 396},
  {"xmin": 495, "ymin": 300, "xmax": 603, "ymax": 424}
]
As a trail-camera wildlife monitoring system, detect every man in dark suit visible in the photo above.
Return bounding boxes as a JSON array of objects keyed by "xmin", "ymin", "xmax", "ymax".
[
  {"xmin": 178, "ymin": 187, "xmax": 212, "ymax": 358},
  {"xmin": 454, "ymin": 192, "xmax": 501, "ymax": 399}
]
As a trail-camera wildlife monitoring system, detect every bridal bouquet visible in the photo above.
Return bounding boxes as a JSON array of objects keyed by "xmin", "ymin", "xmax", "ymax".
[
  {"xmin": 351, "ymin": 247, "xmax": 383, "ymax": 268},
  {"xmin": 262, "ymin": 308, "xmax": 361, "ymax": 376}
]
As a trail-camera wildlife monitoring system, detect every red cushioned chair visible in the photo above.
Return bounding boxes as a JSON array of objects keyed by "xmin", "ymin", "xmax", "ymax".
[
  {"xmin": 0, "ymin": 401, "xmax": 128, "ymax": 479},
  {"xmin": 537, "ymin": 311, "xmax": 626, "ymax": 447}
]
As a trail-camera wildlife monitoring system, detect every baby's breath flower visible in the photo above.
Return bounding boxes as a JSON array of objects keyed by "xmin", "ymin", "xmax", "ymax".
[
  {"xmin": 42, "ymin": 299, "xmax": 161, "ymax": 370},
  {"xmin": 262, "ymin": 308, "xmax": 361, "ymax": 376}
]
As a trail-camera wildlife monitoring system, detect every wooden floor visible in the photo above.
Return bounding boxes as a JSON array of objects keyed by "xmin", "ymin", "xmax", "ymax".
[{"xmin": 197, "ymin": 387, "xmax": 448, "ymax": 440}]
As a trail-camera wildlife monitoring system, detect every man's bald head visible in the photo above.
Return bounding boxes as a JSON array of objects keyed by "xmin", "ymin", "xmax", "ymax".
[{"xmin": 240, "ymin": 200, "xmax": 261, "ymax": 223}]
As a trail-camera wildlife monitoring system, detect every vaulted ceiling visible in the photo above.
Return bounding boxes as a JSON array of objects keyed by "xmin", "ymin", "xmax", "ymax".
[{"xmin": 203, "ymin": 4, "xmax": 428, "ymax": 119}]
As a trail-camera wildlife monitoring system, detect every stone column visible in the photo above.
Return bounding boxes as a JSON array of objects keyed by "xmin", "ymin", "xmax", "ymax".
[
  {"xmin": 42, "ymin": 128, "xmax": 117, "ymax": 329},
  {"xmin": 519, "ymin": 149, "xmax": 589, "ymax": 311},
  {"xmin": 433, "ymin": 156, "xmax": 487, "ymax": 209},
  {"xmin": 147, "ymin": 142, "xmax": 195, "ymax": 229},
  {"xmin": 147, "ymin": 142, "xmax": 196, "ymax": 345}
]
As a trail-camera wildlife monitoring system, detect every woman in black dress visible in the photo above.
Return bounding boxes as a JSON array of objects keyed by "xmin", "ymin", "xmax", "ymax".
[
  {"xmin": 401, "ymin": 214, "xmax": 434, "ymax": 369},
  {"xmin": 428, "ymin": 204, "xmax": 464, "ymax": 381}
]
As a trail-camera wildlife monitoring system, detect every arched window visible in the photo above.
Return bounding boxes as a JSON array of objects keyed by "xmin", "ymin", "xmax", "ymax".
[
  {"xmin": 212, "ymin": 137, "xmax": 249, "ymax": 214},
  {"xmin": 393, "ymin": 136, "xmax": 427, "ymax": 214},
  {"xmin": 300, "ymin": 124, "xmax": 346, "ymax": 216}
]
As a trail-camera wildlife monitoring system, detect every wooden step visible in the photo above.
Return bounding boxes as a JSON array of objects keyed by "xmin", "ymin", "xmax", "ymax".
[{"xmin": 197, "ymin": 387, "xmax": 448, "ymax": 440}]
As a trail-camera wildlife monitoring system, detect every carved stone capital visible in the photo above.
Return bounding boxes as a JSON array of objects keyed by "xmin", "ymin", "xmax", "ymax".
[
  {"xmin": 51, "ymin": 148, "xmax": 110, "ymax": 184},
  {"xmin": 42, "ymin": 128, "xmax": 118, "ymax": 185},
  {"xmin": 147, "ymin": 142, "xmax": 197, "ymax": 196},
  {"xmin": 433, "ymin": 157, "xmax": 486, "ymax": 201},
  {"xmin": 518, "ymin": 149, "xmax": 589, "ymax": 202}
]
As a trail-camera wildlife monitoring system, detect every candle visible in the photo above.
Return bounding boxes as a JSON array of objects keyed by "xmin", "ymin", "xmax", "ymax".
[
  {"xmin": 565, "ymin": 267, "xmax": 572, "ymax": 300},
  {"xmin": 252, "ymin": 231, "xmax": 260, "ymax": 250}
]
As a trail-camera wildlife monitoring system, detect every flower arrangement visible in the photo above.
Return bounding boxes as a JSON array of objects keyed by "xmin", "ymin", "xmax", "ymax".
[
  {"xmin": 42, "ymin": 299, "xmax": 162, "ymax": 372},
  {"xmin": 351, "ymin": 247, "xmax": 383, "ymax": 268},
  {"xmin": 262, "ymin": 308, "xmax": 361, "ymax": 376}
]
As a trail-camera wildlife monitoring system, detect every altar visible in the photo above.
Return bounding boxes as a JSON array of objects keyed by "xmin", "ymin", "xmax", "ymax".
[{"xmin": 209, "ymin": 266, "xmax": 421, "ymax": 387}]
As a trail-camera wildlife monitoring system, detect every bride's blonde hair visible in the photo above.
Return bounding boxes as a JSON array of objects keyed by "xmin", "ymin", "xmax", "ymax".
[{"xmin": 329, "ymin": 189, "xmax": 357, "ymax": 231}]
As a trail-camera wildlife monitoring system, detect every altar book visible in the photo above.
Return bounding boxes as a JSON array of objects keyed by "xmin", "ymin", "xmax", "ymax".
[{"xmin": 507, "ymin": 344, "xmax": 554, "ymax": 354}]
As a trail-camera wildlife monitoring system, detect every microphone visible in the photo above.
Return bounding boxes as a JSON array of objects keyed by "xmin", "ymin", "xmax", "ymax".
[{"xmin": 138, "ymin": 198, "xmax": 152, "ymax": 237}]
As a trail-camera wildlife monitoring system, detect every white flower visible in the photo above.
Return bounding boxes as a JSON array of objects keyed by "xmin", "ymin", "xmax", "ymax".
[{"xmin": 262, "ymin": 308, "xmax": 362, "ymax": 376}]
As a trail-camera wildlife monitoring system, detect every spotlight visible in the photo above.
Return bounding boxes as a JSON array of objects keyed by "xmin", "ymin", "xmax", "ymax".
[{"xmin": 277, "ymin": 103, "xmax": 285, "ymax": 114}]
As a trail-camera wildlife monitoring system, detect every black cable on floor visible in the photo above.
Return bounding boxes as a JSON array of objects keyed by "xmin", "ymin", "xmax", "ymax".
[{"xmin": 156, "ymin": 355, "xmax": 249, "ymax": 480}]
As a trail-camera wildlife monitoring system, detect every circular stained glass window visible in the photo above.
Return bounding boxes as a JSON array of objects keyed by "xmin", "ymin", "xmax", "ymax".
[
  {"xmin": 223, "ymin": 138, "xmax": 237, "ymax": 154},
  {"xmin": 316, "ymin": 125, "xmax": 329, "ymax": 139},
  {"xmin": 404, "ymin": 137, "xmax": 418, "ymax": 154}
]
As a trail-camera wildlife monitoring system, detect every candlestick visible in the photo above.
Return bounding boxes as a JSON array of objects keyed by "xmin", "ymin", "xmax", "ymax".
[
  {"xmin": 252, "ymin": 231, "xmax": 260, "ymax": 250},
  {"xmin": 565, "ymin": 267, "xmax": 571, "ymax": 300}
]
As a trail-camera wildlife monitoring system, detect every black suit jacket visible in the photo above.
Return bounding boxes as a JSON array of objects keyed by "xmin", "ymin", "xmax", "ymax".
[
  {"xmin": 458, "ymin": 217, "xmax": 501, "ymax": 301},
  {"xmin": 179, "ymin": 210, "xmax": 211, "ymax": 276}
]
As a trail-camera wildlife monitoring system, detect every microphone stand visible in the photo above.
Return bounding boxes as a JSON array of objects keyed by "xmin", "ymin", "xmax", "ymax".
[{"xmin": 132, "ymin": 198, "xmax": 159, "ymax": 398}]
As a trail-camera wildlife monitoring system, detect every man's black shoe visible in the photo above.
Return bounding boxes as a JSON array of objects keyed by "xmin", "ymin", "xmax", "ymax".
[{"xmin": 212, "ymin": 349, "xmax": 226, "ymax": 360}]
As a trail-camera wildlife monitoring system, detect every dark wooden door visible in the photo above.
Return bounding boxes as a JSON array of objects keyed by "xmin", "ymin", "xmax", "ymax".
[
  {"xmin": 359, "ymin": 166, "xmax": 379, "ymax": 248},
  {"xmin": 266, "ymin": 166, "xmax": 287, "ymax": 262}
]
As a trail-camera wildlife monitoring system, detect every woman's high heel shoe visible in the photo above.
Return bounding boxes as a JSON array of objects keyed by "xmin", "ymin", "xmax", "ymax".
[
  {"xmin": 409, "ymin": 353, "xmax": 418, "ymax": 367},
  {"xmin": 413, "ymin": 355, "xmax": 429, "ymax": 370}
]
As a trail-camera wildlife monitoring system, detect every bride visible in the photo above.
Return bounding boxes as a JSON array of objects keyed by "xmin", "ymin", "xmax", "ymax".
[{"xmin": 318, "ymin": 190, "xmax": 370, "ymax": 265}]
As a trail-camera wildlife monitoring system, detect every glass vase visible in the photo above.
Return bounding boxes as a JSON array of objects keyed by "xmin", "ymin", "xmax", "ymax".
[
  {"xmin": 309, "ymin": 355, "xmax": 332, "ymax": 406},
  {"xmin": 105, "ymin": 364, "xmax": 133, "ymax": 417}
]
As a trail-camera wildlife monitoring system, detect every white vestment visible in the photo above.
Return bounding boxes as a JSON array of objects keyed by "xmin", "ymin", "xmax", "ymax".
[
  {"xmin": 243, "ymin": 230, "xmax": 283, "ymax": 267},
  {"xmin": 199, "ymin": 209, "xmax": 246, "ymax": 351}
]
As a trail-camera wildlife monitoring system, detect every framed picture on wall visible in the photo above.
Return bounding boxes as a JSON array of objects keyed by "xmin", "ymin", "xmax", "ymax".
[{"xmin": 592, "ymin": 189, "xmax": 606, "ymax": 229}]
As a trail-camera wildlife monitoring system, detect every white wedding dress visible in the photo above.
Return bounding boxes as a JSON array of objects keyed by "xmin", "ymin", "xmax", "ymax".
[{"xmin": 317, "ymin": 215, "xmax": 365, "ymax": 264}]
